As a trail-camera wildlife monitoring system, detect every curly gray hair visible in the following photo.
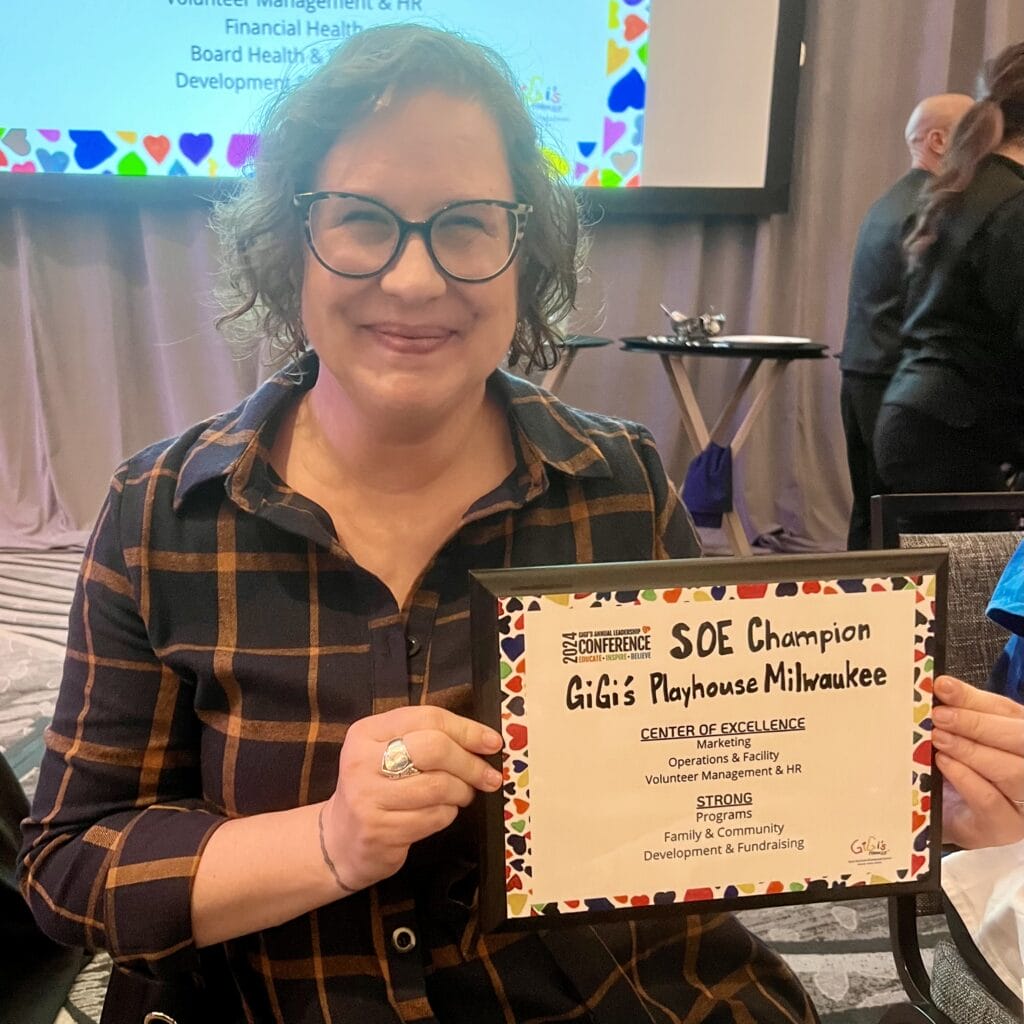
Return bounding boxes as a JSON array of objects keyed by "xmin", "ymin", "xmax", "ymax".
[{"xmin": 212, "ymin": 24, "xmax": 581, "ymax": 371}]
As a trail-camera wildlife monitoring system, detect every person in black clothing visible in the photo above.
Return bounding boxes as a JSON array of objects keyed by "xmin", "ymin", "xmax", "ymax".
[
  {"xmin": 839, "ymin": 93, "xmax": 971, "ymax": 549},
  {"xmin": 875, "ymin": 43, "xmax": 1024, "ymax": 505}
]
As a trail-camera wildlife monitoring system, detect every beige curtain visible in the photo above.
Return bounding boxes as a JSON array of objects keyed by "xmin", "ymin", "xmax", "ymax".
[{"xmin": 2, "ymin": 0, "xmax": 1022, "ymax": 549}]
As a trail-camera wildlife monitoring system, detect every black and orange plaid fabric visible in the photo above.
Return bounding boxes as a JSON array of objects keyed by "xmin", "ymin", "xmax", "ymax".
[{"xmin": 19, "ymin": 353, "xmax": 816, "ymax": 1023}]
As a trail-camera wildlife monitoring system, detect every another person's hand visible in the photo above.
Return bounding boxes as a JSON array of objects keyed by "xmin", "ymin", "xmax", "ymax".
[
  {"xmin": 932, "ymin": 675, "xmax": 1024, "ymax": 849},
  {"xmin": 320, "ymin": 706, "xmax": 503, "ymax": 892}
]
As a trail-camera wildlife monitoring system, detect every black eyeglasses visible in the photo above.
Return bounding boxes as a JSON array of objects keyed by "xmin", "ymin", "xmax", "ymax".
[{"xmin": 293, "ymin": 192, "xmax": 532, "ymax": 283}]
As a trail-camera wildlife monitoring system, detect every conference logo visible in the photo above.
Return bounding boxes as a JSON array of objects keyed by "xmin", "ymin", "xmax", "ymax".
[{"xmin": 560, "ymin": 626, "xmax": 653, "ymax": 665}]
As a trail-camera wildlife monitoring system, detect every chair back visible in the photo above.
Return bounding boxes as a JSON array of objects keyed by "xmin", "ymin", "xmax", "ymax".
[{"xmin": 898, "ymin": 532, "xmax": 1021, "ymax": 687}]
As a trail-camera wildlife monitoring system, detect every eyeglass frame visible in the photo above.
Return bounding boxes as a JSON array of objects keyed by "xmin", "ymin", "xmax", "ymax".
[{"xmin": 293, "ymin": 191, "xmax": 533, "ymax": 284}]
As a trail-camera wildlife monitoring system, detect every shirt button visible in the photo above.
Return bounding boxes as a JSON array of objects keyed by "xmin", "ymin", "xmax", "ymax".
[
  {"xmin": 406, "ymin": 634, "xmax": 421, "ymax": 658},
  {"xmin": 391, "ymin": 926, "xmax": 417, "ymax": 954}
]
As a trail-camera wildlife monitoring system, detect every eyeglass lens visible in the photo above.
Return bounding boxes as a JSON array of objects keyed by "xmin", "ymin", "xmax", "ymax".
[{"xmin": 307, "ymin": 196, "xmax": 518, "ymax": 280}]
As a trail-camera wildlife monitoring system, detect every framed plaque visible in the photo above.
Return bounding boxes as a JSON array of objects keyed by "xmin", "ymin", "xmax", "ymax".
[{"xmin": 470, "ymin": 550, "xmax": 947, "ymax": 931}]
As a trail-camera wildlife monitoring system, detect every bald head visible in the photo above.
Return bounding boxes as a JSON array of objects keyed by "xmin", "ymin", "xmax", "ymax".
[{"xmin": 905, "ymin": 93, "xmax": 974, "ymax": 172}]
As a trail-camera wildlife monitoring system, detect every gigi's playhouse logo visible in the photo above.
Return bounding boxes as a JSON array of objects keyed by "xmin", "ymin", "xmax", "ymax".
[
  {"xmin": 560, "ymin": 626, "xmax": 652, "ymax": 664},
  {"xmin": 848, "ymin": 834, "xmax": 891, "ymax": 863},
  {"xmin": 520, "ymin": 75, "xmax": 563, "ymax": 113}
]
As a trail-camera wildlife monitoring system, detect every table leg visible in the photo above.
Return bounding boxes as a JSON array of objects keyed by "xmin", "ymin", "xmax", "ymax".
[
  {"xmin": 720, "ymin": 510, "xmax": 753, "ymax": 556},
  {"xmin": 707, "ymin": 359, "xmax": 762, "ymax": 445},
  {"xmin": 730, "ymin": 361, "xmax": 788, "ymax": 455},
  {"xmin": 660, "ymin": 354, "xmax": 711, "ymax": 454}
]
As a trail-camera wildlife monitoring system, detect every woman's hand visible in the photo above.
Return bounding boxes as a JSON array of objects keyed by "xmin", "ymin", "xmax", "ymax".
[
  {"xmin": 320, "ymin": 706, "xmax": 503, "ymax": 892},
  {"xmin": 932, "ymin": 675, "xmax": 1024, "ymax": 849}
]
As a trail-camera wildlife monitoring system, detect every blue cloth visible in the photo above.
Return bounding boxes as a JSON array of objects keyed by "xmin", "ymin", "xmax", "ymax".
[
  {"xmin": 682, "ymin": 442, "xmax": 732, "ymax": 528},
  {"xmin": 985, "ymin": 537, "xmax": 1024, "ymax": 704}
]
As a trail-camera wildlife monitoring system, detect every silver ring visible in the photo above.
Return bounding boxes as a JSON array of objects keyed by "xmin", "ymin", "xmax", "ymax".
[{"xmin": 381, "ymin": 737, "xmax": 420, "ymax": 780}]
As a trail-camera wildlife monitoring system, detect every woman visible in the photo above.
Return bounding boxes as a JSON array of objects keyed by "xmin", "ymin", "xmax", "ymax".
[
  {"xmin": 875, "ymin": 42, "xmax": 1024, "ymax": 497},
  {"xmin": 18, "ymin": 25, "xmax": 818, "ymax": 1024}
]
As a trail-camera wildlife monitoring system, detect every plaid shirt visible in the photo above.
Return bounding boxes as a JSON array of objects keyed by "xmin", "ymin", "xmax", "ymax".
[{"xmin": 20, "ymin": 354, "xmax": 816, "ymax": 1024}]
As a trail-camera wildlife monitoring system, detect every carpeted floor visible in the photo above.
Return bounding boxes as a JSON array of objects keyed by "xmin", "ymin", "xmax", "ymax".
[{"xmin": 0, "ymin": 548, "xmax": 945, "ymax": 1023}]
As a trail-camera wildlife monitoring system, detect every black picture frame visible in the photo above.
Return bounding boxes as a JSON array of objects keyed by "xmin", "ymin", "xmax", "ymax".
[{"xmin": 471, "ymin": 549, "xmax": 947, "ymax": 933}]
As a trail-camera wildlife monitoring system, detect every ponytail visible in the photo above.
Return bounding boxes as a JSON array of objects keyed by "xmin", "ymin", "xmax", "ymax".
[
  {"xmin": 904, "ymin": 99, "xmax": 1003, "ymax": 265},
  {"xmin": 905, "ymin": 40, "xmax": 1024, "ymax": 265}
]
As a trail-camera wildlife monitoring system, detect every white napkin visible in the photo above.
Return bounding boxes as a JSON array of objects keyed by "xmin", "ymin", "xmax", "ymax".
[{"xmin": 942, "ymin": 839, "xmax": 1024, "ymax": 1001}]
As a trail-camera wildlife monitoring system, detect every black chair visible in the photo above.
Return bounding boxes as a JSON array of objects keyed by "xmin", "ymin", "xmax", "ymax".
[{"xmin": 870, "ymin": 492, "xmax": 1024, "ymax": 1024}]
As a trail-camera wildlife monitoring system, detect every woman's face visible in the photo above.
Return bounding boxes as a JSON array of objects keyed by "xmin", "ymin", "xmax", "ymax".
[{"xmin": 300, "ymin": 89, "xmax": 521, "ymax": 429}]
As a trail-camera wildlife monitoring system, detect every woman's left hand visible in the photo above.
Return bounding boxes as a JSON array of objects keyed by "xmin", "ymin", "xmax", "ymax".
[{"xmin": 932, "ymin": 674, "xmax": 1024, "ymax": 849}]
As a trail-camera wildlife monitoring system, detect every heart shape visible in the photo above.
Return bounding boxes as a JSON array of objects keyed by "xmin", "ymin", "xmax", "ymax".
[
  {"xmin": 911, "ymin": 854, "xmax": 926, "ymax": 875},
  {"xmin": 802, "ymin": 580, "xmax": 821, "ymax": 593},
  {"xmin": 0, "ymin": 149, "xmax": 8, "ymax": 168},
  {"xmin": 227, "ymin": 132, "xmax": 258, "ymax": 169},
  {"xmin": 505, "ymin": 674, "xmax": 523, "ymax": 694},
  {"xmin": 36, "ymin": 149, "xmax": 69, "ymax": 174},
  {"xmin": 507, "ymin": 723, "xmax": 528, "ymax": 751},
  {"xmin": 683, "ymin": 887, "xmax": 714, "ymax": 902},
  {"xmin": 117, "ymin": 131, "xmax": 138, "ymax": 143},
  {"xmin": 509, "ymin": 819, "xmax": 526, "ymax": 833},
  {"xmin": 612, "ymin": 151, "xmax": 637, "ymax": 175},
  {"xmin": 577, "ymin": 141, "xmax": 596, "ymax": 158},
  {"xmin": 117, "ymin": 152, "xmax": 147, "ymax": 176},
  {"xmin": 738, "ymin": 583, "xmax": 768, "ymax": 599},
  {"xmin": 607, "ymin": 39, "xmax": 629, "ymax": 74},
  {"xmin": 69, "ymin": 130, "xmax": 116, "ymax": 170},
  {"xmin": 39, "ymin": 129, "xmax": 61, "ymax": 142},
  {"xmin": 2, "ymin": 129, "xmax": 30, "ymax": 156},
  {"xmin": 12, "ymin": 161, "xmax": 36, "ymax": 173},
  {"xmin": 608, "ymin": 68, "xmax": 645, "ymax": 113},
  {"xmin": 501, "ymin": 635, "xmax": 525, "ymax": 662},
  {"xmin": 624, "ymin": 14, "xmax": 648, "ymax": 41},
  {"xmin": 179, "ymin": 132, "xmax": 213, "ymax": 165},
  {"xmin": 603, "ymin": 117, "xmax": 627, "ymax": 154},
  {"xmin": 144, "ymin": 135, "xmax": 171, "ymax": 163},
  {"xmin": 168, "ymin": 159, "xmax": 189, "ymax": 177},
  {"xmin": 911, "ymin": 811, "xmax": 927, "ymax": 831}
]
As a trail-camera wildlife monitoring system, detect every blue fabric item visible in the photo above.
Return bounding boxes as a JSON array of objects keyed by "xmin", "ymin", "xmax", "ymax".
[
  {"xmin": 682, "ymin": 443, "xmax": 733, "ymax": 528},
  {"xmin": 985, "ymin": 537, "xmax": 1024, "ymax": 704}
]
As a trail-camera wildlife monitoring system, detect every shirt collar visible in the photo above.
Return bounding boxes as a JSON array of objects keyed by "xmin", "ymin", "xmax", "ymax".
[{"xmin": 173, "ymin": 350, "xmax": 612, "ymax": 512}]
